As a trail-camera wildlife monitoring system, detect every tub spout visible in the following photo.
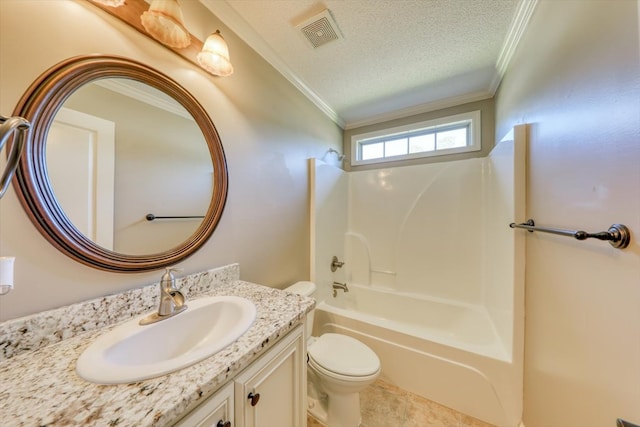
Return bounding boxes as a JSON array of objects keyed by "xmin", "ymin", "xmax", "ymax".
[{"xmin": 332, "ymin": 281, "xmax": 349, "ymax": 297}]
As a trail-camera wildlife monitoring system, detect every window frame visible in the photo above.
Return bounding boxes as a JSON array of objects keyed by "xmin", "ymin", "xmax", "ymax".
[{"xmin": 350, "ymin": 110, "xmax": 481, "ymax": 167}]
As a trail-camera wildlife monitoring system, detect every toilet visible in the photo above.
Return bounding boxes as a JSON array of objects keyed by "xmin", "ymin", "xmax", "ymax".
[{"xmin": 285, "ymin": 281, "xmax": 380, "ymax": 427}]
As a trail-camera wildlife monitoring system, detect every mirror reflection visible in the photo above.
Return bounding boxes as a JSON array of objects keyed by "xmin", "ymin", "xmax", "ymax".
[
  {"xmin": 47, "ymin": 78, "xmax": 213, "ymax": 255},
  {"xmin": 13, "ymin": 55, "xmax": 228, "ymax": 272}
]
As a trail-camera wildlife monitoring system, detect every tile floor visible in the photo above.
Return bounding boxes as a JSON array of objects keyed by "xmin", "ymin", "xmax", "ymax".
[{"xmin": 307, "ymin": 379, "xmax": 495, "ymax": 427}]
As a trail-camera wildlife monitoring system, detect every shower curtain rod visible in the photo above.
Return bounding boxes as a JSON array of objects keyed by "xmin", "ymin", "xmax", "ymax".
[{"xmin": 509, "ymin": 219, "xmax": 630, "ymax": 249}]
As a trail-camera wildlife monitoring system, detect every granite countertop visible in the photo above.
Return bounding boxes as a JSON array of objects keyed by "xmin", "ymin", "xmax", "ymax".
[{"xmin": 0, "ymin": 265, "xmax": 314, "ymax": 426}]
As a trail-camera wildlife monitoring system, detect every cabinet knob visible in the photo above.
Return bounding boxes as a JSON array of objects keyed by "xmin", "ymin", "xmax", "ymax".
[
  {"xmin": 216, "ymin": 421, "xmax": 231, "ymax": 427},
  {"xmin": 247, "ymin": 392, "xmax": 261, "ymax": 406}
]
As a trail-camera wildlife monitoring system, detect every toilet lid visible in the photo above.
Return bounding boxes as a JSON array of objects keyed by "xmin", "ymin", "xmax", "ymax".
[
  {"xmin": 308, "ymin": 333, "xmax": 380, "ymax": 377},
  {"xmin": 286, "ymin": 281, "xmax": 316, "ymax": 297}
]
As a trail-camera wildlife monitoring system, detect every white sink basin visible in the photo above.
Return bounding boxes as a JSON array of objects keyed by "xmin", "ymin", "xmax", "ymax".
[{"xmin": 76, "ymin": 295, "xmax": 256, "ymax": 384}]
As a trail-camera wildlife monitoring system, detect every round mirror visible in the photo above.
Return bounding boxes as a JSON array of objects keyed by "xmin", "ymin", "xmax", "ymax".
[{"xmin": 12, "ymin": 55, "xmax": 228, "ymax": 272}]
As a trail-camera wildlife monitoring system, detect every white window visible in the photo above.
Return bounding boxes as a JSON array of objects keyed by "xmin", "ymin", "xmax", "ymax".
[{"xmin": 350, "ymin": 111, "xmax": 481, "ymax": 166}]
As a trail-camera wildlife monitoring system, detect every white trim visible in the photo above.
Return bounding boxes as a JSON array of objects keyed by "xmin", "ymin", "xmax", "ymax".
[
  {"xmin": 309, "ymin": 159, "xmax": 317, "ymax": 284},
  {"xmin": 350, "ymin": 110, "xmax": 481, "ymax": 167},
  {"xmin": 49, "ymin": 107, "xmax": 115, "ymax": 250}
]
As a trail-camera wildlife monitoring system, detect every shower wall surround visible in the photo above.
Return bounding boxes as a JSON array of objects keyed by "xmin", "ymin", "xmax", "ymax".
[
  {"xmin": 310, "ymin": 126, "xmax": 526, "ymax": 425},
  {"xmin": 347, "ymin": 159, "xmax": 485, "ymax": 300},
  {"xmin": 335, "ymin": 128, "xmax": 524, "ymax": 356}
]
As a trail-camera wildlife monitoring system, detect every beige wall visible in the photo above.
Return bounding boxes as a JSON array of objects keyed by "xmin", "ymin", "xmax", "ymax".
[
  {"xmin": 495, "ymin": 1, "xmax": 640, "ymax": 426},
  {"xmin": 0, "ymin": 0, "xmax": 342, "ymax": 321}
]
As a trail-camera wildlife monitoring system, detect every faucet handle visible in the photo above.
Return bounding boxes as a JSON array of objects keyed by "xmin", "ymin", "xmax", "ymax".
[
  {"xmin": 161, "ymin": 267, "xmax": 183, "ymax": 289},
  {"xmin": 164, "ymin": 267, "xmax": 184, "ymax": 276},
  {"xmin": 331, "ymin": 256, "xmax": 345, "ymax": 272}
]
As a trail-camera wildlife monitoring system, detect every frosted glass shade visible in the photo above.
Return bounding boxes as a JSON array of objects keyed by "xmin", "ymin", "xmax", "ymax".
[
  {"xmin": 141, "ymin": 0, "xmax": 191, "ymax": 49},
  {"xmin": 197, "ymin": 31, "xmax": 234, "ymax": 77}
]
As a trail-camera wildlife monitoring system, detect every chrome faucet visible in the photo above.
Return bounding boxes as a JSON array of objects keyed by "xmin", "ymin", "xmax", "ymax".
[
  {"xmin": 140, "ymin": 268, "xmax": 187, "ymax": 325},
  {"xmin": 332, "ymin": 281, "xmax": 349, "ymax": 297}
]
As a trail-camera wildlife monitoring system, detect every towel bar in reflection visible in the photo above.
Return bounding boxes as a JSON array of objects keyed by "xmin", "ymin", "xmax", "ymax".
[
  {"xmin": 509, "ymin": 219, "xmax": 630, "ymax": 249},
  {"xmin": 146, "ymin": 214, "xmax": 205, "ymax": 221}
]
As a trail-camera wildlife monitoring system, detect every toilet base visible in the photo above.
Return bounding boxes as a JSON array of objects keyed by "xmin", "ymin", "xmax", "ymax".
[
  {"xmin": 307, "ymin": 381, "xmax": 362, "ymax": 427},
  {"xmin": 326, "ymin": 388, "xmax": 362, "ymax": 427},
  {"xmin": 307, "ymin": 394, "xmax": 328, "ymax": 426}
]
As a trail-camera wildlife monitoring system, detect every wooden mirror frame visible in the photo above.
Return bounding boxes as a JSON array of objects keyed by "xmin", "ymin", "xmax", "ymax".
[{"xmin": 11, "ymin": 55, "xmax": 228, "ymax": 272}]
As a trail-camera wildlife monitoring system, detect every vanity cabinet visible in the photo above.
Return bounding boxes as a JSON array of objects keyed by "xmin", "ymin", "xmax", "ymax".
[
  {"xmin": 173, "ymin": 382, "xmax": 234, "ymax": 427},
  {"xmin": 234, "ymin": 324, "xmax": 306, "ymax": 427},
  {"xmin": 172, "ymin": 324, "xmax": 306, "ymax": 427}
]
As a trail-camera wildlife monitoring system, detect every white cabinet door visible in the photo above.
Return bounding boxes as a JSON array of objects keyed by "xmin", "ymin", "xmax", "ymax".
[
  {"xmin": 234, "ymin": 325, "xmax": 306, "ymax": 427},
  {"xmin": 173, "ymin": 381, "xmax": 234, "ymax": 427}
]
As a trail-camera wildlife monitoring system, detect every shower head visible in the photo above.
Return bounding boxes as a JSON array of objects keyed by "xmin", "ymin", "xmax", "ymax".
[{"xmin": 325, "ymin": 147, "xmax": 345, "ymax": 161}]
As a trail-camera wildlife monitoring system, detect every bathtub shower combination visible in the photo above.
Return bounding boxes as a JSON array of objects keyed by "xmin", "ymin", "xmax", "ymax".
[{"xmin": 310, "ymin": 126, "xmax": 527, "ymax": 426}]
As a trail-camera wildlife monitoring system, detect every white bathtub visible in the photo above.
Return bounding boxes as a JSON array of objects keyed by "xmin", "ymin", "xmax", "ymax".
[
  {"xmin": 313, "ymin": 283, "xmax": 522, "ymax": 426},
  {"xmin": 323, "ymin": 283, "xmax": 509, "ymax": 361}
]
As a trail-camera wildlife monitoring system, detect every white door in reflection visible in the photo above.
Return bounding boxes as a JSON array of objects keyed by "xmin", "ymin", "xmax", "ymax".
[{"xmin": 47, "ymin": 107, "xmax": 115, "ymax": 250}]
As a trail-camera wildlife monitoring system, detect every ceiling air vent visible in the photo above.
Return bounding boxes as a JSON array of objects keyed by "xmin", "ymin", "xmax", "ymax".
[{"xmin": 296, "ymin": 9, "xmax": 342, "ymax": 49}]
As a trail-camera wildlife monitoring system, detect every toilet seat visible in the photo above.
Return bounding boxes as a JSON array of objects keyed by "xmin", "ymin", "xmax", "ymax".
[{"xmin": 308, "ymin": 333, "xmax": 380, "ymax": 378}]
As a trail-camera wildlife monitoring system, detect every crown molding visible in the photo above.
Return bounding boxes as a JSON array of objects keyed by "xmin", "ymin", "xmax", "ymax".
[
  {"xmin": 343, "ymin": 90, "xmax": 493, "ymax": 130},
  {"xmin": 94, "ymin": 79, "xmax": 193, "ymax": 120},
  {"xmin": 490, "ymin": 0, "xmax": 538, "ymax": 94}
]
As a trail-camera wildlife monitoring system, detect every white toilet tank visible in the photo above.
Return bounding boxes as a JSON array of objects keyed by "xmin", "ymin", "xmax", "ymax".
[{"xmin": 285, "ymin": 281, "xmax": 316, "ymax": 339}]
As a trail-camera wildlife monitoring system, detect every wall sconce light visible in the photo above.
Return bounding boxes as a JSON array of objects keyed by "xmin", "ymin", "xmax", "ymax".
[
  {"xmin": 87, "ymin": 0, "xmax": 234, "ymax": 77},
  {"xmin": 141, "ymin": 0, "xmax": 191, "ymax": 49},
  {"xmin": 197, "ymin": 30, "xmax": 234, "ymax": 77}
]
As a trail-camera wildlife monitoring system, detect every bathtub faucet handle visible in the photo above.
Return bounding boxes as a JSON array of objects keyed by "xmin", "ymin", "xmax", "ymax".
[
  {"xmin": 331, "ymin": 256, "xmax": 345, "ymax": 272},
  {"xmin": 332, "ymin": 281, "xmax": 349, "ymax": 297}
]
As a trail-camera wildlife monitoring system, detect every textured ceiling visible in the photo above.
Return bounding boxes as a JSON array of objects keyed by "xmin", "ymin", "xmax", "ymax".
[{"xmin": 201, "ymin": 0, "xmax": 533, "ymax": 128}]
